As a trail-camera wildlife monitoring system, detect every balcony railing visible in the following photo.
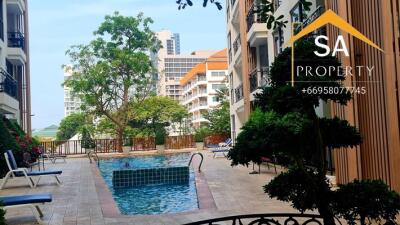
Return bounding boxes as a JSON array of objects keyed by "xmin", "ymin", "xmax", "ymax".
[
  {"xmin": 0, "ymin": 68, "xmax": 17, "ymax": 99},
  {"xmin": 8, "ymin": 31, "xmax": 25, "ymax": 50},
  {"xmin": 249, "ymin": 69, "xmax": 258, "ymax": 92},
  {"xmin": 295, "ymin": 5, "xmax": 325, "ymax": 33},
  {"xmin": 246, "ymin": 3, "xmax": 263, "ymax": 32},
  {"xmin": 260, "ymin": 66, "xmax": 271, "ymax": 87},
  {"xmin": 0, "ymin": 19, "xmax": 4, "ymax": 41},
  {"xmin": 233, "ymin": 35, "xmax": 241, "ymax": 55},
  {"xmin": 234, "ymin": 83, "xmax": 244, "ymax": 102}
]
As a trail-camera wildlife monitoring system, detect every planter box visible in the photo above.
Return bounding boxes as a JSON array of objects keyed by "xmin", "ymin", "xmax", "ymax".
[
  {"xmin": 156, "ymin": 145, "xmax": 165, "ymax": 153},
  {"xmin": 196, "ymin": 142, "xmax": 204, "ymax": 150},
  {"xmin": 123, "ymin": 146, "xmax": 131, "ymax": 154}
]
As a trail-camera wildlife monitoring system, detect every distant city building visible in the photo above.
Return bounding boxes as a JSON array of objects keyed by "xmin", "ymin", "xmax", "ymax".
[
  {"xmin": 0, "ymin": 0, "xmax": 31, "ymax": 134},
  {"xmin": 162, "ymin": 51, "xmax": 217, "ymax": 101},
  {"xmin": 151, "ymin": 30, "xmax": 181, "ymax": 94},
  {"xmin": 63, "ymin": 66, "xmax": 82, "ymax": 117},
  {"xmin": 180, "ymin": 50, "xmax": 228, "ymax": 128},
  {"xmin": 152, "ymin": 30, "xmax": 218, "ymax": 101}
]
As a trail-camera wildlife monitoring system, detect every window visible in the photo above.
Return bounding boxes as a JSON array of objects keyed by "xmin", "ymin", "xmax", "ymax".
[
  {"xmin": 290, "ymin": 3, "xmax": 304, "ymax": 23},
  {"xmin": 212, "ymin": 96, "xmax": 220, "ymax": 102},
  {"xmin": 212, "ymin": 84, "xmax": 226, "ymax": 90},
  {"xmin": 211, "ymin": 71, "xmax": 226, "ymax": 77}
]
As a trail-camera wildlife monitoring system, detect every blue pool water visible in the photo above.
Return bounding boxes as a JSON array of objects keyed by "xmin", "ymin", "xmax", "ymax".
[{"xmin": 98, "ymin": 153, "xmax": 199, "ymax": 215}]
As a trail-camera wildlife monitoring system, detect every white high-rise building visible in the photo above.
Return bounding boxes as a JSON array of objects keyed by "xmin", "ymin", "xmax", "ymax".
[{"xmin": 63, "ymin": 66, "xmax": 82, "ymax": 117}]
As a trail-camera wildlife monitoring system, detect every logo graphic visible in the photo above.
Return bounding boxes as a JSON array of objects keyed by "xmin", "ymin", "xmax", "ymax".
[{"xmin": 287, "ymin": 9, "xmax": 384, "ymax": 86}]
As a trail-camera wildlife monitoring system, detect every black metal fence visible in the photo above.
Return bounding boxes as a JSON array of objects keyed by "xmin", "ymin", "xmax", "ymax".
[
  {"xmin": 183, "ymin": 213, "xmax": 327, "ymax": 225},
  {"xmin": 0, "ymin": 68, "xmax": 17, "ymax": 98},
  {"xmin": 40, "ymin": 138, "xmax": 156, "ymax": 155}
]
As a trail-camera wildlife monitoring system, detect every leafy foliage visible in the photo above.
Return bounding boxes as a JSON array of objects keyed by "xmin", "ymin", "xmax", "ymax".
[
  {"xmin": 203, "ymin": 101, "xmax": 231, "ymax": 136},
  {"xmin": 194, "ymin": 126, "xmax": 212, "ymax": 142},
  {"xmin": 0, "ymin": 205, "xmax": 5, "ymax": 225},
  {"xmin": 333, "ymin": 180, "xmax": 400, "ymax": 225},
  {"xmin": 129, "ymin": 96, "xmax": 189, "ymax": 136},
  {"xmin": 228, "ymin": 38, "xmax": 364, "ymax": 225},
  {"xmin": 176, "ymin": 0, "xmax": 222, "ymax": 10},
  {"xmin": 264, "ymin": 167, "xmax": 332, "ymax": 213},
  {"xmin": 64, "ymin": 12, "xmax": 160, "ymax": 151},
  {"xmin": 56, "ymin": 113, "xmax": 87, "ymax": 141}
]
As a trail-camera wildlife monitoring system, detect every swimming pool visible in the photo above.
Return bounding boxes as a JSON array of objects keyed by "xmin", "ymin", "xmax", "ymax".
[{"xmin": 98, "ymin": 153, "xmax": 199, "ymax": 215}]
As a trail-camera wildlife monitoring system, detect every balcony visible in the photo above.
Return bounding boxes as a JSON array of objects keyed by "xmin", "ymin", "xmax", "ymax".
[
  {"xmin": 295, "ymin": 5, "xmax": 325, "ymax": 34},
  {"xmin": 234, "ymin": 83, "xmax": 244, "ymax": 103},
  {"xmin": 7, "ymin": 31, "xmax": 26, "ymax": 64},
  {"xmin": 0, "ymin": 68, "xmax": 17, "ymax": 99},
  {"xmin": 249, "ymin": 69, "xmax": 258, "ymax": 93},
  {"xmin": 246, "ymin": 3, "xmax": 268, "ymax": 47},
  {"xmin": 233, "ymin": 34, "xmax": 241, "ymax": 57},
  {"xmin": 8, "ymin": 32, "xmax": 25, "ymax": 50},
  {"xmin": 260, "ymin": 67, "xmax": 271, "ymax": 87}
]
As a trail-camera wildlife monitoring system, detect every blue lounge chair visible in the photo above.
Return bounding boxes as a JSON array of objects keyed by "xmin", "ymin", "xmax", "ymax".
[
  {"xmin": 1, "ymin": 150, "xmax": 62, "ymax": 189},
  {"xmin": 210, "ymin": 139, "xmax": 232, "ymax": 158},
  {"xmin": 0, "ymin": 193, "xmax": 52, "ymax": 224}
]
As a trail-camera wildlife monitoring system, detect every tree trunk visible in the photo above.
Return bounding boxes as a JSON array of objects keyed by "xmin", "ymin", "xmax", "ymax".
[{"xmin": 116, "ymin": 128, "xmax": 124, "ymax": 153}]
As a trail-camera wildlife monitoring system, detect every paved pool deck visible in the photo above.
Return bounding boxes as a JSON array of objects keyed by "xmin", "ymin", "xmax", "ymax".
[{"xmin": 1, "ymin": 150, "xmax": 298, "ymax": 225}]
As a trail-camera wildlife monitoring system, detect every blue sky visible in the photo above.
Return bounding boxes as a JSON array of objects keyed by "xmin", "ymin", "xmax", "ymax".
[{"xmin": 30, "ymin": 0, "xmax": 226, "ymax": 129}]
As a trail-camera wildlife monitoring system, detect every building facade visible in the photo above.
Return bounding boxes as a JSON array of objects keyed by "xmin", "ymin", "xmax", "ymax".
[
  {"xmin": 226, "ymin": 0, "xmax": 400, "ymax": 191},
  {"xmin": 226, "ymin": 0, "xmax": 323, "ymax": 140},
  {"xmin": 152, "ymin": 30, "xmax": 181, "ymax": 97},
  {"xmin": 63, "ymin": 66, "xmax": 82, "ymax": 117},
  {"xmin": 325, "ymin": 0, "xmax": 400, "ymax": 191},
  {"xmin": 0, "ymin": 0, "xmax": 31, "ymax": 134},
  {"xmin": 180, "ymin": 50, "xmax": 228, "ymax": 128},
  {"xmin": 161, "ymin": 51, "xmax": 217, "ymax": 102}
]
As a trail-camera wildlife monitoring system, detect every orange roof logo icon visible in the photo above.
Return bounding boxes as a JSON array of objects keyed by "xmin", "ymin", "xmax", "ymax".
[{"xmin": 288, "ymin": 9, "xmax": 383, "ymax": 52}]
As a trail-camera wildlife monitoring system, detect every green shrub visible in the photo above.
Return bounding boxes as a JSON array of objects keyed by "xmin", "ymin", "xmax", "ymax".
[
  {"xmin": 155, "ymin": 127, "xmax": 166, "ymax": 145},
  {"xmin": 264, "ymin": 167, "xmax": 331, "ymax": 213},
  {"xmin": 333, "ymin": 180, "xmax": 400, "ymax": 225},
  {"xmin": 0, "ymin": 206, "xmax": 5, "ymax": 225},
  {"xmin": 194, "ymin": 127, "xmax": 211, "ymax": 142},
  {"xmin": 0, "ymin": 117, "xmax": 21, "ymax": 176}
]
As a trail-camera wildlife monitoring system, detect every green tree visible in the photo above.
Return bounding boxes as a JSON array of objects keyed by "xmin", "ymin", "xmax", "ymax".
[
  {"xmin": 203, "ymin": 85, "xmax": 230, "ymax": 136},
  {"xmin": 64, "ymin": 12, "xmax": 160, "ymax": 152},
  {"xmin": 228, "ymin": 39, "xmax": 362, "ymax": 225},
  {"xmin": 56, "ymin": 113, "xmax": 87, "ymax": 141},
  {"xmin": 129, "ymin": 96, "xmax": 189, "ymax": 136},
  {"xmin": 203, "ymin": 101, "xmax": 230, "ymax": 136}
]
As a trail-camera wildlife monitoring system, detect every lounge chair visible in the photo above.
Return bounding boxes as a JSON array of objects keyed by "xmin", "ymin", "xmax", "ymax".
[
  {"xmin": 1, "ymin": 193, "xmax": 52, "ymax": 224},
  {"xmin": 210, "ymin": 139, "xmax": 232, "ymax": 158},
  {"xmin": 207, "ymin": 138, "xmax": 232, "ymax": 149},
  {"xmin": 42, "ymin": 153, "xmax": 67, "ymax": 164},
  {"xmin": 0, "ymin": 150, "xmax": 62, "ymax": 189}
]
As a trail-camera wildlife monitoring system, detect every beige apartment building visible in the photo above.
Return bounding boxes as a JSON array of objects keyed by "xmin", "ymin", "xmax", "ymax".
[
  {"xmin": 180, "ymin": 49, "xmax": 228, "ymax": 128},
  {"xmin": 0, "ymin": 0, "xmax": 31, "ymax": 134},
  {"xmin": 226, "ymin": 0, "xmax": 324, "ymax": 140}
]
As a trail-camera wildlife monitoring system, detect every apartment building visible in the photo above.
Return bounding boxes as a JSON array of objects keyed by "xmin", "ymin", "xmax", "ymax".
[
  {"xmin": 226, "ymin": 0, "xmax": 324, "ymax": 141},
  {"xmin": 180, "ymin": 49, "xmax": 228, "ymax": 128},
  {"xmin": 226, "ymin": 0, "xmax": 400, "ymax": 191},
  {"xmin": 63, "ymin": 66, "xmax": 82, "ymax": 117},
  {"xmin": 0, "ymin": 0, "xmax": 31, "ymax": 134}
]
